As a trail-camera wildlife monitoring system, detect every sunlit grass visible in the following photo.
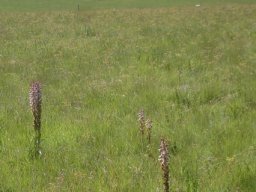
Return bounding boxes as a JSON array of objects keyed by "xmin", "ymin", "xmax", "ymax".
[
  {"xmin": 0, "ymin": 0, "xmax": 255, "ymax": 11},
  {"xmin": 0, "ymin": 3, "xmax": 255, "ymax": 191}
]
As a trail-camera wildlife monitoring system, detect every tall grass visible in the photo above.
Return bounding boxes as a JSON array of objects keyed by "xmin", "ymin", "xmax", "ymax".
[
  {"xmin": 0, "ymin": 0, "xmax": 255, "ymax": 11},
  {"xmin": 0, "ymin": 3, "xmax": 255, "ymax": 191}
]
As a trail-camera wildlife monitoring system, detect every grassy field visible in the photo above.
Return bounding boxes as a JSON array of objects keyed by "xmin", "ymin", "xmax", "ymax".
[
  {"xmin": 0, "ymin": 1, "xmax": 256, "ymax": 191},
  {"xmin": 0, "ymin": 0, "xmax": 255, "ymax": 11}
]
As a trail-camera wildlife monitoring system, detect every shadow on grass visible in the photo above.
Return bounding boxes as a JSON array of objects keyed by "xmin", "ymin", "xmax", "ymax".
[{"xmin": 239, "ymin": 175, "xmax": 256, "ymax": 192}]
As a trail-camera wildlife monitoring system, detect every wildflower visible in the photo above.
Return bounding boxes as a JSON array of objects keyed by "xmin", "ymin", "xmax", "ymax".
[
  {"xmin": 145, "ymin": 119, "xmax": 152, "ymax": 143},
  {"xmin": 159, "ymin": 138, "xmax": 169, "ymax": 192},
  {"xmin": 138, "ymin": 109, "xmax": 145, "ymax": 135},
  {"xmin": 29, "ymin": 81, "xmax": 42, "ymax": 157}
]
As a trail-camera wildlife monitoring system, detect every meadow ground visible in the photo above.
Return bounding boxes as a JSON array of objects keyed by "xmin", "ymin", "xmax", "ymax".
[
  {"xmin": 0, "ymin": 1, "xmax": 256, "ymax": 192},
  {"xmin": 0, "ymin": 0, "xmax": 255, "ymax": 11}
]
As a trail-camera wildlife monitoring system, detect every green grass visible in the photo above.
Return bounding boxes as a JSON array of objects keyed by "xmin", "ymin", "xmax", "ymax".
[
  {"xmin": 0, "ymin": 1, "xmax": 256, "ymax": 192},
  {"xmin": 0, "ymin": 0, "xmax": 255, "ymax": 11}
]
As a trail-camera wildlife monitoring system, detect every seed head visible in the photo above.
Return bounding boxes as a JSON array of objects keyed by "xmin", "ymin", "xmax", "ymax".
[
  {"xmin": 29, "ymin": 82, "xmax": 42, "ymax": 115},
  {"xmin": 159, "ymin": 138, "xmax": 169, "ymax": 192},
  {"xmin": 138, "ymin": 110, "xmax": 145, "ymax": 134},
  {"xmin": 145, "ymin": 119, "xmax": 152, "ymax": 143},
  {"xmin": 159, "ymin": 139, "xmax": 169, "ymax": 169},
  {"xmin": 145, "ymin": 119, "xmax": 152, "ymax": 131},
  {"xmin": 29, "ymin": 81, "xmax": 42, "ymax": 132}
]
